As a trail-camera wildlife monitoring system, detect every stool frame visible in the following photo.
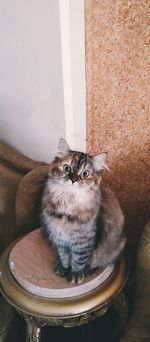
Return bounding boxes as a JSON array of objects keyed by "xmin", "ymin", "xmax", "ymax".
[{"xmin": 0, "ymin": 240, "xmax": 128, "ymax": 342}]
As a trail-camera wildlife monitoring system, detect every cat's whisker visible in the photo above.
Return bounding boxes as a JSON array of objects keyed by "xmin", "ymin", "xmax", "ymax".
[{"xmin": 36, "ymin": 181, "xmax": 48, "ymax": 189}]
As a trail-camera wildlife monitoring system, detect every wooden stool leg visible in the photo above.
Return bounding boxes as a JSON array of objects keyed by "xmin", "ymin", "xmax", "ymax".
[
  {"xmin": 113, "ymin": 292, "xmax": 128, "ymax": 325},
  {"xmin": 113, "ymin": 291, "xmax": 128, "ymax": 338},
  {"xmin": 25, "ymin": 316, "xmax": 41, "ymax": 342}
]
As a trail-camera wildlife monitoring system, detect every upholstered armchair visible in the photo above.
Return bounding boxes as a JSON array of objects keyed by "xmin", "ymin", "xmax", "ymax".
[
  {"xmin": 119, "ymin": 220, "xmax": 150, "ymax": 342},
  {"xmin": 0, "ymin": 142, "xmax": 149, "ymax": 342},
  {"xmin": 0, "ymin": 142, "xmax": 48, "ymax": 342}
]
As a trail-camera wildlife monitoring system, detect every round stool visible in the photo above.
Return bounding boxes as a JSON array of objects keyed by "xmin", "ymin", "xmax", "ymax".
[{"xmin": 0, "ymin": 228, "xmax": 128, "ymax": 342}]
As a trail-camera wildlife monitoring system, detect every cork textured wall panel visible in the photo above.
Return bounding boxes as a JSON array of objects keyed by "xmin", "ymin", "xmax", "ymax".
[{"xmin": 85, "ymin": 0, "xmax": 150, "ymax": 260}]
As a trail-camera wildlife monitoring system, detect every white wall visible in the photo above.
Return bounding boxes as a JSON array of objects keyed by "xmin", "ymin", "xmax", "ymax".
[
  {"xmin": 0, "ymin": 0, "xmax": 86, "ymax": 162},
  {"xmin": 0, "ymin": 0, "xmax": 65, "ymax": 163}
]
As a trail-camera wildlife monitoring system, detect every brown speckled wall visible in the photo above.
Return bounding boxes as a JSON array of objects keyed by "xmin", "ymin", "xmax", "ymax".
[{"xmin": 85, "ymin": 0, "xmax": 150, "ymax": 260}]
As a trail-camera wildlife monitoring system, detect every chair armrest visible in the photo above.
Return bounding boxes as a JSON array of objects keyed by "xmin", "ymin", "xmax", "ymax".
[{"xmin": 15, "ymin": 165, "xmax": 49, "ymax": 237}]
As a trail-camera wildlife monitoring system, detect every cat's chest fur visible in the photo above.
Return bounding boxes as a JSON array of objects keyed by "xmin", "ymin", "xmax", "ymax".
[
  {"xmin": 46, "ymin": 180, "xmax": 100, "ymax": 216},
  {"xmin": 42, "ymin": 180, "xmax": 101, "ymax": 246}
]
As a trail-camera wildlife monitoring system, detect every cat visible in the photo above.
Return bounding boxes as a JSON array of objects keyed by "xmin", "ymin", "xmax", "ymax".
[{"xmin": 41, "ymin": 138, "xmax": 126, "ymax": 285}]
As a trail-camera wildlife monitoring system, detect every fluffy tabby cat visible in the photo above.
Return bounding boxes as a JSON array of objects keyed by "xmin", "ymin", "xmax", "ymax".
[{"xmin": 41, "ymin": 138, "xmax": 126, "ymax": 285}]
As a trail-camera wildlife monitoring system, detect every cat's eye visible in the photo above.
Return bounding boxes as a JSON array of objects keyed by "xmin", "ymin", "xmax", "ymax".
[
  {"xmin": 63, "ymin": 164, "xmax": 71, "ymax": 174},
  {"xmin": 80, "ymin": 170, "xmax": 89, "ymax": 178}
]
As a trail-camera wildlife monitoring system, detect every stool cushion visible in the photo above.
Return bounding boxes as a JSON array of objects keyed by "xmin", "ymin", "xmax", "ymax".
[{"xmin": 9, "ymin": 229, "xmax": 114, "ymax": 299}]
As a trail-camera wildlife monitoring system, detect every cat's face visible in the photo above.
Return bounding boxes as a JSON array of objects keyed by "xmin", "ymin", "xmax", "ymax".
[
  {"xmin": 48, "ymin": 139, "xmax": 108, "ymax": 191},
  {"xmin": 49, "ymin": 151, "xmax": 98, "ymax": 189}
]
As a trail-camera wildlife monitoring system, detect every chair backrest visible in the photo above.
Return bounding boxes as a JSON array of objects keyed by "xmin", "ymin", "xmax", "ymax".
[
  {"xmin": 0, "ymin": 142, "xmax": 48, "ymax": 248},
  {"xmin": 15, "ymin": 165, "xmax": 49, "ymax": 237}
]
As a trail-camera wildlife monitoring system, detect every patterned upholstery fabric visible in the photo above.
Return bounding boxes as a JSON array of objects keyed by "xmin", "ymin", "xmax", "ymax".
[
  {"xmin": 0, "ymin": 142, "xmax": 47, "ymax": 342},
  {"xmin": 0, "ymin": 163, "xmax": 22, "ymax": 252},
  {"xmin": 120, "ymin": 221, "xmax": 150, "ymax": 342}
]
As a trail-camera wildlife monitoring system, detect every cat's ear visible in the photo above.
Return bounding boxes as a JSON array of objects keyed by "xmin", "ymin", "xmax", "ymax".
[
  {"xmin": 57, "ymin": 138, "xmax": 71, "ymax": 157},
  {"xmin": 91, "ymin": 153, "xmax": 109, "ymax": 172}
]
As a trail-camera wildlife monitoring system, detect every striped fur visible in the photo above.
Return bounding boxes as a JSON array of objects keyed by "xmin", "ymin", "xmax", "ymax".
[{"xmin": 41, "ymin": 139, "xmax": 126, "ymax": 284}]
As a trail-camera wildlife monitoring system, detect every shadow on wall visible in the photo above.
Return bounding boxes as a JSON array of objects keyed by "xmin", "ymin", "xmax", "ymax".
[{"xmin": 103, "ymin": 148, "xmax": 150, "ymax": 263}]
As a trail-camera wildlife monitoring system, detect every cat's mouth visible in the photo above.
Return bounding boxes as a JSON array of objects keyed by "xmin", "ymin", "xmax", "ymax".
[
  {"xmin": 61, "ymin": 179, "xmax": 82, "ymax": 189},
  {"xmin": 67, "ymin": 179, "xmax": 79, "ymax": 187}
]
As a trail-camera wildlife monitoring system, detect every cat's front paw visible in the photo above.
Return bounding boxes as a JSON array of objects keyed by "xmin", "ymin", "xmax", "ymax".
[
  {"xmin": 88, "ymin": 267, "xmax": 98, "ymax": 275},
  {"xmin": 68, "ymin": 273, "xmax": 85, "ymax": 285},
  {"xmin": 55, "ymin": 263, "xmax": 69, "ymax": 277}
]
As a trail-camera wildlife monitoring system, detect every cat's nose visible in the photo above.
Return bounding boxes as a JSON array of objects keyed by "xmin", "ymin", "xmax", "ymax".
[
  {"xmin": 72, "ymin": 179, "xmax": 77, "ymax": 184},
  {"xmin": 70, "ymin": 174, "xmax": 78, "ymax": 184}
]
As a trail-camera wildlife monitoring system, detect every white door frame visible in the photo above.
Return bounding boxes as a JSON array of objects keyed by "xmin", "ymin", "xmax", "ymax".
[{"xmin": 59, "ymin": 0, "xmax": 86, "ymax": 152}]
